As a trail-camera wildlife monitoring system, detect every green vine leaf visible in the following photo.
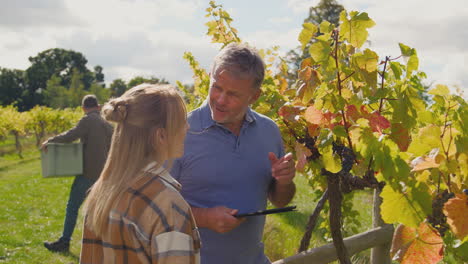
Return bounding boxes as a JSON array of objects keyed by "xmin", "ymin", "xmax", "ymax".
[
  {"xmin": 321, "ymin": 144, "xmax": 342, "ymax": 173},
  {"xmin": 309, "ymin": 38, "xmax": 332, "ymax": 63},
  {"xmin": 428, "ymin": 84, "xmax": 450, "ymax": 97},
  {"xmin": 380, "ymin": 185, "xmax": 429, "ymax": 228},
  {"xmin": 339, "ymin": 11, "xmax": 375, "ymax": 48},
  {"xmin": 407, "ymin": 125, "xmax": 442, "ymax": 157},
  {"xmin": 399, "ymin": 43, "xmax": 419, "ymax": 75},
  {"xmin": 298, "ymin": 23, "xmax": 318, "ymax": 51}
]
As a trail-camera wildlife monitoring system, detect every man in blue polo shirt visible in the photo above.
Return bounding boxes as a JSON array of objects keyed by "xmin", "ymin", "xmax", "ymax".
[{"xmin": 171, "ymin": 43, "xmax": 296, "ymax": 264}]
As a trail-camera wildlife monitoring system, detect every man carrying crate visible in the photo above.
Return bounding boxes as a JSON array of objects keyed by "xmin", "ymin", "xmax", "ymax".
[{"xmin": 41, "ymin": 95, "xmax": 113, "ymax": 252}]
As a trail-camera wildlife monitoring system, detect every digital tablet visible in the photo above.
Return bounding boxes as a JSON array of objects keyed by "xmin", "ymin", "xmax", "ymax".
[{"xmin": 234, "ymin": 206, "xmax": 297, "ymax": 218}]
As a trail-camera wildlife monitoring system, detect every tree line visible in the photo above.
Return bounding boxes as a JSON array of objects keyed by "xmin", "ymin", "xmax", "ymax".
[
  {"xmin": 0, "ymin": 48, "xmax": 168, "ymax": 111},
  {"xmin": 0, "ymin": 105, "xmax": 83, "ymax": 158}
]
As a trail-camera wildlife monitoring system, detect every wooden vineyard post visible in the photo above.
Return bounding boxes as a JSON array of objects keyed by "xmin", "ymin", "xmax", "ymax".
[{"xmin": 370, "ymin": 188, "xmax": 394, "ymax": 264}]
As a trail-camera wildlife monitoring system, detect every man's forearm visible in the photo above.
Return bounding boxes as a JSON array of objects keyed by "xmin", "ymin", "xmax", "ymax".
[
  {"xmin": 191, "ymin": 207, "xmax": 211, "ymax": 229},
  {"xmin": 269, "ymin": 181, "xmax": 296, "ymax": 208}
]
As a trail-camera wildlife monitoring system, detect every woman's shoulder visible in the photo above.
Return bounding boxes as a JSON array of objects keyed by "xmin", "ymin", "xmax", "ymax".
[{"xmin": 126, "ymin": 172, "xmax": 191, "ymax": 218}]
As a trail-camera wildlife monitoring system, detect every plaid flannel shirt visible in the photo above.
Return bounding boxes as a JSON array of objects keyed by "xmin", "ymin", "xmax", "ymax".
[{"xmin": 80, "ymin": 162, "xmax": 201, "ymax": 264}]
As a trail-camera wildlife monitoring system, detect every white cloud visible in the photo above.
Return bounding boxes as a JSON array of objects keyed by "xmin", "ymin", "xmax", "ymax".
[
  {"xmin": 434, "ymin": 53, "xmax": 468, "ymax": 88},
  {"xmin": 64, "ymin": 0, "xmax": 201, "ymax": 38},
  {"xmin": 0, "ymin": 0, "xmax": 83, "ymax": 29},
  {"xmin": 244, "ymin": 28, "xmax": 301, "ymax": 54},
  {"xmin": 287, "ymin": 0, "xmax": 320, "ymax": 14},
  {"xmin": 268, "ymin": 16, "xmax": 293, "ymax": 25}
]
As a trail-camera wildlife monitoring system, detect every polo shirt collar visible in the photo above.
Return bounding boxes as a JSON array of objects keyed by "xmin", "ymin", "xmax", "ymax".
[
  {"xmin": 142, "ymin": 161, "xmax": 181, "ymax": 191},
  {"xmin": 199, "ymin": 101, "xmax": 256, "ymax": 131}
]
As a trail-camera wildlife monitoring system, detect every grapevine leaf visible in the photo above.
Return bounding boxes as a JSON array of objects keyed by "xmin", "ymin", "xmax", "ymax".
[
  {"xmin": 403, "ymin": 223, "xmax": 444, "ymax": 264},
  {"xmin": 389, "ymin": 123, "xmax": 410, "ymax": 151},
  {"xmin": 299, "ymin": 68, "xmax": 321, "ymax": 104},
  {"xmin": 442, "ymin": 127, "xmax": 460, "ymax": 156},
  {"xmin": 367, "ymin": 111, "xmax": 391, "ymax": 134},
  {"xmin": 411, "ymin": 182, "xmax": 433, "ymax": 216},
  {"xmin": 298, "ymin": 23, "xmax": 318, "ymax": 51},
  {"xmin": 304, "ymin": 105, "xmax": 324, "ymax": 125},
  {"xmin": 360, "ymin": 69, "xmax": 378, "ymax": 90},
  {"xmin": 353, "ymin": 49, "xmax": 379, "ymax": 72},
  {"xmin": 345, "ymin": 104, "xmax": 360, "ymax": 122},
  {"xmin": 332, "ymin": 125, "xmax": 347, "ymax": 138},
  {"xmin": 321, "ymin": 144, "xmax": 341, "ymax": 173},
  {"xmin": 391, "ymin": 224, "xmax": 416, "ymax": 262},
  {"xmin": 300, "ymin": 57, "xmax": 314, "ymax": 68},
  {"xmin": 323, "ymin": 111, "xmax": 338, "ymax": 129},
  {"xmin": 350, "ymin": 123, "xmax": 379, "ymax": 160},
  {"xmin": 307, "ymin": 124, "xmax": 320, "ymax": 138},
  {"xmin": 339, "ymin": 11, "xmax": 375, "ymax": 48},
  {"xmin": 381, "ymin": 185, "xmax": 425, "ymax": 228},
  {"xmin": 391, "ymin": 223, "xmax": 443, "ymax": 264},
  {"xmin": 390, "ymin": 95, "xmax": 416, "ymax": 128},
  {"xmin": 407, "ymin": 54, "xmax": 419, "ymax": 75},
  {"xmin": 398, "ymin": 43, "xmax": 419, "ymax": 75},
  {"xmin": 295, "ymin": 141, "xmax": 312, "ymax": 172},
  {"xmin": 298, "ymin": 66, "xmax": 312, "ymax": 82},
  {"xmin": 443, "ymin": 194, "xmax": 468, "ymax": 240},
  {"xmin": 415, "ymin": 170, "xmax": 431, "ymax": 183},
  {"xmin": 302, "ymin": 84, "xmax": 315, "ymax": 104},
  {"xmin": 205, "ymin": 20, "xmax": 217, "ymax": 33},
  {"xmin": 432, "ymin": 95, "xmax": 445, "ymax": 106},
  {"xmin": 317, "ymin": 128, "xmax": 333, "ymax": 148},
  {"xmin": 428, "ymin": 84, "xmax": 450, "ymax": 97},
  {"xmin": 319, "ymin": 20, "xmax": 334, "ymax": 34},
  {"xmin": 399, "ymin": 43, "xmax": 415, "ymax": 57},
  {"xmin": 453, "ymin": 237, "xmax": 468, "ymax": 260},
  {"xmin": 411, "ymin": 156, "xmax": 439, "ymax": 172},
  {"xmin": 278, "ymin": 105, "xmax": 302, "ymax": 122},
  {"xmin": 453, "ymin": 152, "xmax": 468, "ymax": 189},
  {"xmin": 417, "ymin": 110, "xmax": 435, "ymax": 124},
  {"xmin": 407, "ymin": 125, "xmax": 442, "ymax": 156},
  {"xmin": 390, "ymin": 61, "xmax": 403, "ymax": 80},
  {"xmin": 313, "ymin": 82, "xmax": 328, "ymax": 100},
  {"xmin": 309, "ymin": 38, "xmax": 331, "ymax": 63}
]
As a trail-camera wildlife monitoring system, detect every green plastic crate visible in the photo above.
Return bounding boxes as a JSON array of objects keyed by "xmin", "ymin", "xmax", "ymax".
[{"xmin": 41, "ymin": 143, "xmax": 83, "ymax": 178}]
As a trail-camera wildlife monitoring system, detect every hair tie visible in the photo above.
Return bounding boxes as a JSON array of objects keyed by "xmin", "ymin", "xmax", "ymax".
[{"xmin": 116, "ymin": 103, "xmax": 128, "ymax": 121}]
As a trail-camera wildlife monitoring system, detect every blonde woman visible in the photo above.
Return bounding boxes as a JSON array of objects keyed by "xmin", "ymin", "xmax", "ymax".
[{"xmin": 80, "ymin": 84, "xmax": 200, "ymax": 264}]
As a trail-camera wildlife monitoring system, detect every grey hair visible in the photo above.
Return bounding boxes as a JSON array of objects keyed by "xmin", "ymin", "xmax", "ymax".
[{"xmin": 210, "ymin": 43, "xmax": 265, "ymax": 90}]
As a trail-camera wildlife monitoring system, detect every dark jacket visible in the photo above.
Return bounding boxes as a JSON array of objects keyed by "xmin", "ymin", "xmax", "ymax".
[{"xmin": 47, "ymin": 110, "xmax": 113, "ymax": 181}]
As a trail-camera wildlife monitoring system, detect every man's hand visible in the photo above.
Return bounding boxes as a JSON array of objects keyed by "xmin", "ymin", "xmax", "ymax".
[
  {"xmin": 268, "ymin": 152, "xmax": 296, "ymax": 207},
  {"xmin": 268, "ymin": 152, "xmax": 295, "ymax": 186},
  {"xmin": 192, "ymin": 206, "xmax": 245, "ymax": 233}
]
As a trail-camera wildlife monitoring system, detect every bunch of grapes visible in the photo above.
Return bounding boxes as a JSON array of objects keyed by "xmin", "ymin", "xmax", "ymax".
[
  {"xmin": 332, "ymin": 143, "xmax": 355, "ymax": 173},
  {"xmin": 428, "ymin": 190, "xmax": 455, "ymax": 237},
  {"xmin": 297, "ymin": 129, "xmax": 320, "ymax": 161}
]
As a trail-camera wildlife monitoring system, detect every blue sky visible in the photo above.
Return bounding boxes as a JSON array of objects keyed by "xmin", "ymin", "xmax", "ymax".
[{"xmin": 0, "ymin": 0, "xmax": 467, "ymax": 95}]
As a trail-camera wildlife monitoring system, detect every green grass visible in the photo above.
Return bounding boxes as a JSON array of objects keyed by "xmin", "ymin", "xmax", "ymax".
[
  {"xmin": 0, "ymin": 149, "xmax": 83, "ymax": 264},
  {"xmin": 0, "ymin": 142, "xmax": 374, "ymax": 263}
]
